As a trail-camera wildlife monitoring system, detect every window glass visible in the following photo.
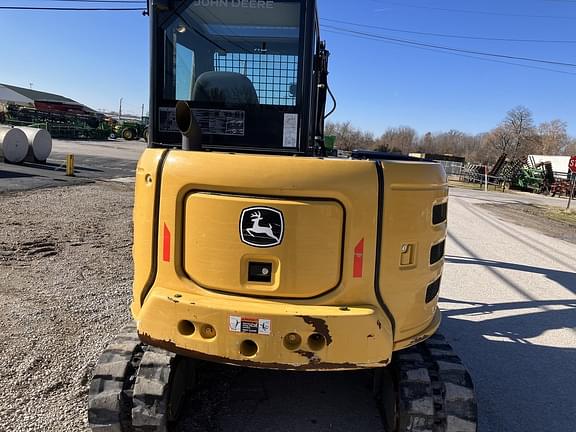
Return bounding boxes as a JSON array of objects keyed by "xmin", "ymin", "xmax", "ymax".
[
  {"xmin": 162, "ymin": 0, "xmax": 301, "ymax": 107},
  {"xmin": 176, "ymin": 43, "xmax": 195, "ymax": 100}
]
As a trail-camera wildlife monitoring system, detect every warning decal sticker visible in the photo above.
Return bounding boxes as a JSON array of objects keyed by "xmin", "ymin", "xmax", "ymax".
[
  {"xmin": 158, "ymin": 107, "xmax": 245, "ymax": 136},
  {"xmin": 282, "ymin": 113, "xmax": 298, "ymax": 148},
  {"xmin": 229, "ymin": 316, "xmax": 271, "ymax": 335},
  {"xmin": 194, "ymin": 109, "xmax": 245, "ymax": 136},
  {"xmin": 159, "ymin": 107, "xmax": 178, "ymax": 132}
]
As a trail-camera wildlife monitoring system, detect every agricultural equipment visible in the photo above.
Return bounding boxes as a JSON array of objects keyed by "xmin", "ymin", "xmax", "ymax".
[
  {"xmin": 112, "ymin": 119, "xmax": 149, "ymax": 141},
  {"xmin": 0, "ymin": 103, "xmax": 110, "ymax": 140},
  {"xmin": 88, "ymin": 1, "xmax": 477, "ymax": 431}
]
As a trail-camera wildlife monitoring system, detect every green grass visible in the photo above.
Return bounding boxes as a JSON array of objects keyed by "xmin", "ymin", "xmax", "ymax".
[
  {"xmin": 545, "ymin": 207, "xmax": 576, "ymax": 225},
  {"xmin": 448, "ymin": 179, "xmax": 506, "ymax": 192}
]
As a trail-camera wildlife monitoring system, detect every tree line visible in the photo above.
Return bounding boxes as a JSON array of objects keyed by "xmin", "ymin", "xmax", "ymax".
[{"xmin": 326, "ymin": 106, "xmax": 576, "ymax": 164}]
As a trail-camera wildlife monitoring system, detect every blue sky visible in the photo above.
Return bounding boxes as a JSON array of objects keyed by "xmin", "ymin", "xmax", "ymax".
[{"xmin": 1, "ymin": 0, "xmax": 575, "ymax": 136}]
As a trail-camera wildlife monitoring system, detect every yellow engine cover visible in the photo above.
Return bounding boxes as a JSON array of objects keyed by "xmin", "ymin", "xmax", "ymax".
[
  {"xmin": 131, "ymin": 149, "xmax": 447, "ymax": 370},
  {"xmin": 184, "ymin": 193, "xmax": 344, "ymax": 298}
]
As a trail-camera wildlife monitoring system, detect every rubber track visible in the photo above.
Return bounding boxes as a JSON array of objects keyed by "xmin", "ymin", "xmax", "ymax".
[
  {"xmin": 395, "ymin": 333, "xmax": 477, "ymax": 432},
  {"xmin": 88, "ymin": 322, "xmax": 144, "ymax": 432},
  {"xmin": 131, "ymin": 347, "xmax": 176, "ymax": 432}
]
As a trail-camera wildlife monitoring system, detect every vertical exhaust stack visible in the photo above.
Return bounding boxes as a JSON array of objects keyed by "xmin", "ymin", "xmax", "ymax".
[{"xmin": 175, "ymin": 101, "xmax": 202, "ymax": 151}]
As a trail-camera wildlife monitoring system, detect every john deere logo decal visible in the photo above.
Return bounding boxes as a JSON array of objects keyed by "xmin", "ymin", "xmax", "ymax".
[{"xmin": 240, "ymin": 207, "xmax": 284, "ymax": 248}]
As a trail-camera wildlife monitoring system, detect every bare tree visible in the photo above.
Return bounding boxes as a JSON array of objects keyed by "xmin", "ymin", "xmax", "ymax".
[
  {"xmin": 325, "ymin": 121, "xmax": 375, "ymax": 151},
  {"xmin": 486, "ymin": 126, "xmax": 514, "ymax": 155},
  {"xmin": 564, "ymin": 138, "xmax": 576, "ymax": 157},
  {"xmin": 538, "ymin": 120, "xmax": 568, "ymax": 155},
  {"xmin": 325, "ymin": 108, "xmax": 574, "ymax": 162},
  {"xmin": 376, "ymin": 126, "xmax": 417, "ymax": 154},
  {"xmin": 488, "ymin": 106, "xmax": 539, "ymax": 160}
]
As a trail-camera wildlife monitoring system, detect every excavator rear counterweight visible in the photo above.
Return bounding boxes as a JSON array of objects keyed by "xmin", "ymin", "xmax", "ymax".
[{"xmin": 88, "ymin": 0, "xmax": 477, "ymax": 430}]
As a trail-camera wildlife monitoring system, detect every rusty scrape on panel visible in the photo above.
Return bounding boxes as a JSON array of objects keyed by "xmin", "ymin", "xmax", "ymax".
[
  {"xmin": 138, "ymin": 332, "xmax": 368, "ymax": 371},
  {"xmin": 299, "ymin": 316, "xmax": 333, "ymax": 346},
  {"xmin": 295, "ymin": 350, "xmax": 321, "ymax": 364}
]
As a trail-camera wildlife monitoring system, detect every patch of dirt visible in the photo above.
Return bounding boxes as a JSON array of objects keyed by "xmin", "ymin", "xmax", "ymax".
[
  {"xmin": 0, "ymin": 181, "xmax": 135, "ymax": 431},
  {"xmin": 479, "ymin": 203, "xmax": 576, "ymax": 244}
]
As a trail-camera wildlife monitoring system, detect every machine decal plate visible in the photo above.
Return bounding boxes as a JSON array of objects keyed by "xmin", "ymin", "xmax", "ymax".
[
  {"xmin": 282, "ymin": 113, "xmax": 298, "ymax": 148},
  {"xmin": 194, "ymin": 109, "xmax": 245, "ymax": 136},
  {"xmin": 229, "ymin": 316, "xmax": 271, "ymax": 335},
  {"xmin": 159, "ymin": 107, "xmax": 178, "ymax": 132},
  {"xmin": 158, "ymin": 107, "xmax": 245, "ymax": 136},
  {"xmin": 240, "ymin": 207, "xmax": 284, "ymax": 248}
]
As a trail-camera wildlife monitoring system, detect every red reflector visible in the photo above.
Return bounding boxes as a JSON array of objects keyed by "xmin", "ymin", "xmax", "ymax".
[
  {"xmin": 353, "ymin": 239, "xmax": 364, "ymax": 278},
  {"xmin": 163, "ymin": 224, "xmax": 171, "ymax": 262}
]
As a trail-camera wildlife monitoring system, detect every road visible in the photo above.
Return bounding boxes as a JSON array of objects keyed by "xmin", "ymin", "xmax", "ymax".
[
  {"xmin": 0, "ymin": 139, "xmax": 143, "ymax": 193},
  {"xmin": 441, "ymin": 188, "xmax": 576, "ymax": 432}
]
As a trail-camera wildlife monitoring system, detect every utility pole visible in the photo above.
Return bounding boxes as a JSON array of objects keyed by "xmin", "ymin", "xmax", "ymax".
[
  {"xmin": 568, "ymin": 157, "xmax": 576, "ymax": 211},
  {"xmin": 568, "ymin": 173, "xmax": 576, "ymax": 211},
  {"xmin": 141, "ymin": 103, "xmax": 144, "ymax": 122},
  {"xmin": 119, "ymin": 97, "xmax": 123, "ymax": 121}
]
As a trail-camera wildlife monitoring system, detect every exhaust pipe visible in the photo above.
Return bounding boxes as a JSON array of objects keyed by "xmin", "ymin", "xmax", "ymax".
[{"xmin": 175, "ymin": 101, "xmax": 202, "ymax": 151}]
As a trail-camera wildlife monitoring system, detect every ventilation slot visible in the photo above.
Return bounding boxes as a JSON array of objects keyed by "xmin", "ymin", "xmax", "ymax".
[
  {"xmin": 432, "ymin": 203, "xmax": 448, "ymax": 225},
  {"xmin": 430, "ymin": 240, "xmax": 445, "ymax": 265},
  {"xmin": 426, "ymin": 278, "xmax": 442, "ymax": 303}
]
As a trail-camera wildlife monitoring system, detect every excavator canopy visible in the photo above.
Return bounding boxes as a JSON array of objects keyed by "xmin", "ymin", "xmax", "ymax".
[{"xmin": 149, "ymin": 0, "xmax": 323, "ymax": 153}]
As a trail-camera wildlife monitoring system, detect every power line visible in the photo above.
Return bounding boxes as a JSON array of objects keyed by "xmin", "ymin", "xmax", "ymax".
[
  {"xmin": 322, "ymin": 25, "xmax": 576, "ymax": 68},
  {"xmin": 0, "ymin": 6, "xmax": 143, "ymax": 10},
  {"xmin": 370, "ymin": 0, "xmax": 576, "ymax": 20},
  {"xmin": 321, "ymin": 18, "xmax": 576, "ymax": 44},
  {"xmin": 323, "ymin": 28, "xmax": 576, "ymax": 76},
  {"xmin": 6, "ymin": 0, "xmax": 146, "ymax": 2}
]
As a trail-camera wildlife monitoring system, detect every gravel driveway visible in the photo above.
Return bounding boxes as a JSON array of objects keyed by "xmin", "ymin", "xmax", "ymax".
[{"xmin": 0, "ymin": 181, "xmax": 135, "ymax": 431}]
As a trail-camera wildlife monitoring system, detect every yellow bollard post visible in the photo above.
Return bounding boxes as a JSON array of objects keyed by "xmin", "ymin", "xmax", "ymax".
[{"xmin": 66, "ymin": 154, "xmax": 75, "ymax": 177}]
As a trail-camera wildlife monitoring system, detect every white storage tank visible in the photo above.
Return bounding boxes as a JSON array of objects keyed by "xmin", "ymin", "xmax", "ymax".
[
  {"xmin": 0, "ymin": 126, "xmax": 28, "ymax": 163},
  {"xmin": 18, "ymin": 126, "xmax": 52, "ymax": 163}
]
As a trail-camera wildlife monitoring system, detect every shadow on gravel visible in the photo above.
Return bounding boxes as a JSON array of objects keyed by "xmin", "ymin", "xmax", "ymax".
[
  {"xmin": 446, "ymin": 256, "xmax": 576, "ymax": 296},
  {"xmin": 175, "ymin": 366, "xmax": 382, "ymax": 432},
  {"xmin": 440, "ymin": 298, "xmax": 576, "ymax": 432}
]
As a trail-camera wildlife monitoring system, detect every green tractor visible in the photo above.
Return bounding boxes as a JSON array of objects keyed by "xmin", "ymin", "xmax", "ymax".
[{"xmin": 113, "ymin": 119, "xmax": 149, "ymax": 141}]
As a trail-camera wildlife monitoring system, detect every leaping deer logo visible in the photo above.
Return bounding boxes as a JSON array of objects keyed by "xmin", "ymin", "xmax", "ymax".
[
  {"xmin": 245, "ymin": 211, "xmax": 280, "ymax": 242},
  {"xmin": 240, "ymin": 207, "xmax": 284, "ymax": 247}
]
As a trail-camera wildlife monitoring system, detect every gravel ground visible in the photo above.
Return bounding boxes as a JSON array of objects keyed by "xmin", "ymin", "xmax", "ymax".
[
  {"xmin": 479, "ymin": 203, "xmax": 576, "ymax": 244},
  {"xmin": 1, "ymin": 179, "xmax": 574, "ymax": 432},
  {"xmin": 0, "ymin": 181, "xmax": 135, "ymax": 431}
]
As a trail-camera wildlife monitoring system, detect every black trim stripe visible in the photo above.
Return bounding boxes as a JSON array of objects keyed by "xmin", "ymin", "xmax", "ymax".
[
  {"xmin": 374, "ymin": 161, "xmax": 396, "ymax": 336},
  {"xmin": 140, "ymin": 149, "xmax": 170, "ymax": 306}
]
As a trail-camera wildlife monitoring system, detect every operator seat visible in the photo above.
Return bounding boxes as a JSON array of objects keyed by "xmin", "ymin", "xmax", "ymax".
[{"xmin": 192, "ymin": 71, "xmax": 260, "ymax": 105}]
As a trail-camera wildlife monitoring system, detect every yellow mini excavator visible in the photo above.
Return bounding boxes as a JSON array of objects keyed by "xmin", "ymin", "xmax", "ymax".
[{"xmin": 88, "ymin": 0, "xmax": 477, "ymax": 430}]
